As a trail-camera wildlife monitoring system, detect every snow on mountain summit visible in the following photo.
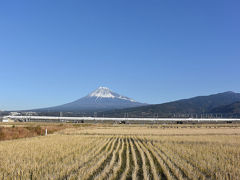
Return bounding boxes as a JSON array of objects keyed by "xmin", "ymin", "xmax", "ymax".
[
  {"xmin": 33, "ymin": 86, "xmax": 144, "ymax": 112},
  {"xmin": 88, "ymin": 87, "xmax": 136, "ymax": 102},
  {"xmin": 89, "ymin": 87, "xmax": 115, "ymax": 98}
]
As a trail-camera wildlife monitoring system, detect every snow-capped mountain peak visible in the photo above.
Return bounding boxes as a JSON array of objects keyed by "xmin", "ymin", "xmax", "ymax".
[
  {"xmin": 88, "ymin": 87, "xmax": 136, "ymax": 102},
  {"xmin": 34, "ymin": 86, "xmax": 145, "ymax": 112},
  {"xmin": 89, "ymin": 87, "xmax": 115, "ymax": 98}
]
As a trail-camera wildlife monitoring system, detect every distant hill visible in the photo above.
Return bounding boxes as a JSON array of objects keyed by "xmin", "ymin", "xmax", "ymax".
[
  {"xmin": 210, "ymin": 101, "xmax": 240, "ymax": 117},
  {"xmin": 101, "ymin": 91, "xmax": 240, "ymax": 118},
  {"xmin": 32, "ymin": 87, "xmax": 145, "ymax": 112}
]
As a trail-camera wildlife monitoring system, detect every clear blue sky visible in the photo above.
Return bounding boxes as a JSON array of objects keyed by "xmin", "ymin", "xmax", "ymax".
[{"xmin": 0, "ymin": 0, "xmax": 239, "ymax": 110}]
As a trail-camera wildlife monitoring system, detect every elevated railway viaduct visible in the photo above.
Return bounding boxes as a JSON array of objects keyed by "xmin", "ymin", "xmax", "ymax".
[{"xmin": 5, "ymin": 116, "xmax": 240, "ymax": 124}]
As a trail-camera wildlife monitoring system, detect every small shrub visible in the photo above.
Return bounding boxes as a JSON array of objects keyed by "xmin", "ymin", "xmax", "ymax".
[
  {"xmin": 34, "ymin": 126, "xmax": 42, "ymax": 135},
  {"xmin": 0, "ymin": 128, "xmax": 5, "ymax": 140}
]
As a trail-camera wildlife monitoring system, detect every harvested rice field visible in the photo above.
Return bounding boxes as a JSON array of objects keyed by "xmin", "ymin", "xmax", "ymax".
[{"xmin": 0, "ymin": 123, "xmax": 240, "ymax": 179}]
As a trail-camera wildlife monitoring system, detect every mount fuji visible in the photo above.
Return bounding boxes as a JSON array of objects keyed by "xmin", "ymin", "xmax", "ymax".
[{"xmin": 34, "ymin": 87, "xmax": 145, "ymax": 112}]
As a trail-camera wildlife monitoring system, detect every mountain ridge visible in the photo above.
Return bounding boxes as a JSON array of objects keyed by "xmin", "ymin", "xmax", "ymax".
[
  {"xmin": 100, "ymin": 91, "xmax": 240, "ymax": 118},
  {"xmin": 210, "ymin": 101, "xmax": 240, "ymax": 116},
  {"xmin": 31, "ymin": 87, "xmax": 145, "ymax": 112}
]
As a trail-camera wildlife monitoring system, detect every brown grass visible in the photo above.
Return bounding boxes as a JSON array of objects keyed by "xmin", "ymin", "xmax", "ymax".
[
  {"xmin": 0, "ymin": 123, "xmax": 240, "ymax": 179},
  {"xmin": 0, "ymin": 124, "xmax": 68, "ymax": 140}
]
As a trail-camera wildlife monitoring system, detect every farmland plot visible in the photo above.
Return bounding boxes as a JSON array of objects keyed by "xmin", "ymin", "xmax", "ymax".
[{"xmin": 0, "ymin": 124, "xmax": 240, "ymax": 179}]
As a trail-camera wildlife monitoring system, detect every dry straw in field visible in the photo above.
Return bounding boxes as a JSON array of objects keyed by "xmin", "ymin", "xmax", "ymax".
[{"xmin": 0, "ymin": 124, "xmax": 240, "ymax": 179}]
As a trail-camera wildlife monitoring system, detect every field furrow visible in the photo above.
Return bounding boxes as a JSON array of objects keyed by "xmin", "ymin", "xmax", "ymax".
[
  {"xmin": 155, "ymin": 142, "xmax": 208, "ymax": 179},
  {"xmin": 146, "ymin": 140, "xmax": 188, "ymax": 180},
  {"xmin": 137, "ymin": 138, "xmax": 160, "ymax": 180},
  {"xmin": 113, "ymin": 138, "xmax": 128, "ymax": 180},
  {"xmin": 108, "ymin": 138, "xmax": 125, "ymax": 180},
  {"xmin": 142, "ymin": 140, "xmax": 173, "ymax": 180},
  {"xmin": 126, "ymin": 138, "xmax": 135, "ymax": 180},
  {"xmin": 56, "ymin": 137, "xmax": 110, "ymax": 179},
  {"xmin": 129, "ymin": 138, "xmax": 138, "ymax": 180},
  {"xmin": 131, "ymin": 138, "xmax": 144, "ymax": 179},
  {"xmin": 58, "ymin": 137, "xmax": 113, "ymax": 179},
  {"xmin": 154, "ymin": 142, "xmax": 207, "ymax": 180},
  {"xmin": 120, "ymin": 138, "xmax": 130, "ymax": 180},
  {"xmin": 64, "ymin": 137, "xmax": 115, "ymax": 179},
  {"xmin": 83, "ymin": 137, "xmax": 120, "ymax": 180},
  {"xmin": 134, "ymin": 137, "xmax": 152, "ymax": 180},
  {"xmin": 94, "ymin": 137, "xmax": 122, "ymax": 180}
]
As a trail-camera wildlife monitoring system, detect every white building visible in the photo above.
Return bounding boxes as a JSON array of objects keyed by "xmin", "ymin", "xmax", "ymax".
[
  {"xmin": 2, "ymin": 117, "xmax": 9, "ymax": 122},
  {"xmin": 2, "ymin": 116, "xmax": 14, "ymax": 123},
  {"xmin": 10, "ymin": 112, "xmax": 21, "ymax": 116}
]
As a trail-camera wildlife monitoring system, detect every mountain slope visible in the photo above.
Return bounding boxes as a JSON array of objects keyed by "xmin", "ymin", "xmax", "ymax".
[
  {"xmin": 210, "ymin": 101, "xmax": 240, "ymax": 116},
  {"xmin": 34, "ymin": 87, "xmax": 145, "ymax": 112},
  {"xmin": 102, "ymin": 91, "xmax": 240, "ymax": 117}
]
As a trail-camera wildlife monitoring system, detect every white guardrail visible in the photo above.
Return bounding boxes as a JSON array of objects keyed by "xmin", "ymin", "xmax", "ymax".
[{"xmin": 5, "ymin": 116, "xmax": 240, "ymax": 122}]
